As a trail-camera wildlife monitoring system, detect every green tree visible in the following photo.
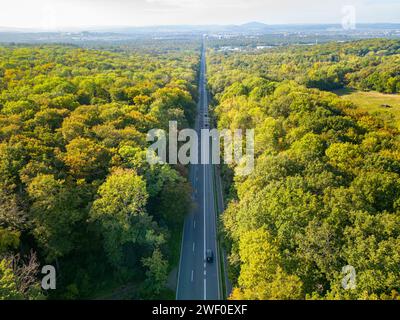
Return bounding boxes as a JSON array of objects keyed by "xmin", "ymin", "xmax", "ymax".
[
  {"xmin": 62, "ymin": 137, "xmax": 110, "ymax": 180},
  {"xmin": 0, "ymin": 259, "xmax": 21, "ymax": 300},
  {"xmin": 90, "ymin": 169, "xmax": 164, "ymax": 268},
  {"xmin": 141, "ymin": 249, "xmax": 169, "ymax": 297},
  {"xmin": 232, "ymin": 228, "xmax": 303, "ymax": 300},
  {"xmin": 27, "ymin": 174, "xmax": 86, "ymax": 260}
]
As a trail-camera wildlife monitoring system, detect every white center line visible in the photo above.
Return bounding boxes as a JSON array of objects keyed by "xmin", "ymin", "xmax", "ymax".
[
  {"xmin": 191, "ymin": 270, "xmax": 194, "ymax": 282},
  {"xmin": 203, "ymin": 278, "xmax": 206, "ymax": 300},
  {"xmin": 193, "ymin": 242, "xmax": 195, "ymax": 252},
  {"xmin": 193, "ymin": 220, "xmax": 196, "ymax": 229}
]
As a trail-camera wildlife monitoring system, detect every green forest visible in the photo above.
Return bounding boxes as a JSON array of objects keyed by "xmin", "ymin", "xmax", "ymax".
[
  {"xmin": 1, "ymin": 37, "xmax": 400, "ymax": 301},
  {"xmin": 207, "ymin": 39, "xmax": 400, "ymax": 300},
  {"xmin": 0, "ymin": 44, "xmax": 198, "ymax": 299}
]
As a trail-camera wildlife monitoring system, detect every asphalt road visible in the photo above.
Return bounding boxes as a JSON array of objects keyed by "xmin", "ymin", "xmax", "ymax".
[{"xmin": 176, "ymin": 41, "xmax": 221, "ymax": 300}]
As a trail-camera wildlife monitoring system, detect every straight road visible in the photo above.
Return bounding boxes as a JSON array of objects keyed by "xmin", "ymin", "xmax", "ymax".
[{"xmin": 176, "ymin": 40, "xmax": 221, "ymax": 300}]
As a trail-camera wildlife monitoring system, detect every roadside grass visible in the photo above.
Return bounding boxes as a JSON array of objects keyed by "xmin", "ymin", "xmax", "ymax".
[
  {"xmin": 212, "ymin": 164, "xmax": 227, "ymax": 299},
  {"xmin": 333, "ymin": 88, "xmax": 400, "ymax": 128},
  {"xmin": 156, "ymin": 224, "xmax": 184, "ymax": 300},
  {"xmin": 168, "ymin": 225, "xmax": 184, "ymax": 271}
]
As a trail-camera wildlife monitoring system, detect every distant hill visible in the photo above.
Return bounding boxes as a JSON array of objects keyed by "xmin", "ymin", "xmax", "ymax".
[
  {"xmin": 0, "ymin": 22, "xmax": 399, "ymax": 44},
  {"xmin": 95, "ymin": 22, "xmax": 270, "ymax": 34},
  {"xmin": 240, "ymin": 22, "xmax": 270, "ymax": 32}
]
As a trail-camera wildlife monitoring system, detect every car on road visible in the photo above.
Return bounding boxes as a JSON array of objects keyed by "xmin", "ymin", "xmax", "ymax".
[{"xmin": 206, "ymin": 249, "xmax": 214, "ymax": 263}]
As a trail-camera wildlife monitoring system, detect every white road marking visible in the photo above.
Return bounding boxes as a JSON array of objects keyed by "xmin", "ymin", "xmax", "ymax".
[
  {"xmin": 191, "ymin": 270, "xmax": 194, "ymax": 282},
  {"xmin": 194, "ymin": 220, "xmax": 196, "ymax": 229},
  {"xmin": 193, "ymin": 242, "xmax": 195, "ymax": 252},
  {"xmin": 203, "ymin": 278, "xmax": 206, "ymax": 301},
  {"xmin": 202, "ymin": 54, "xmax": 207, "ymax": 302}
]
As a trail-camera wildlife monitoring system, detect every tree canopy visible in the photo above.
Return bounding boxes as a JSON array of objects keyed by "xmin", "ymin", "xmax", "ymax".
[
  {"xmin": 207, "ymin": 39, "xmax": 400, "ymax": 300},
  {"xmin": 0, "ymin": 44, "xmax": 197, "ymax": 299}
]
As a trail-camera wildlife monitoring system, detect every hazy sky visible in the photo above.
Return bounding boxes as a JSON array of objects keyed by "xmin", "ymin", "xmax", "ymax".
[{"xmin": 0, "ymin": 0, "xmax": 399, "ymax": 30}]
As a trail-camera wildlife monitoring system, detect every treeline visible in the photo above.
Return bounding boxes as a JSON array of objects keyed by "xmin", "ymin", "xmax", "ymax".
[
  {"xmin": 207, "ymin": 39, "xmax": 400, "ymax": 300},
  {"xmin": 0, "ymin": 45, "xmax": 198, "ymax": 299},
  {"xmin": 209, "ymin": 39, "xmax": 400, "ymax": 93}
]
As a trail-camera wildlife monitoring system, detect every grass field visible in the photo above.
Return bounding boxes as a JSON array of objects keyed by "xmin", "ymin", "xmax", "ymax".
[{"xmin": 333, "ymin": 88, "xmax": 400, "ymax": 128}]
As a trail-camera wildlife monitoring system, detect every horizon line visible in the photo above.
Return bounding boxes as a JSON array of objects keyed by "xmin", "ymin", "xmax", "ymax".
[{"xmin": 1, "ymin": 21, "xmax": 400, "ymax": 33}]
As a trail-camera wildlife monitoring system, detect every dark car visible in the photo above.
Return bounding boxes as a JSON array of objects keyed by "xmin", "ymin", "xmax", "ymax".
[{"xmin": 206, "ymin": 249, "xmax": 214, "ymax": 263}]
